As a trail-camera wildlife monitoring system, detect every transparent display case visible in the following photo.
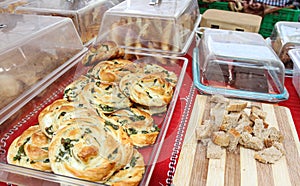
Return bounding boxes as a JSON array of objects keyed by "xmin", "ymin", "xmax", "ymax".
[
  {"xmin": 288, "ymin": 48, "xmax": 300, "ymax": 97},
  {"xmin": 0, "ymin": 46, "xmax": 188, "ymax": 185},
  {"xmin": 193, "ymin": 28, "xmax": 288, "ymax": 102},
  {"xmin": 96, "ymin": 0, "xmax": 201, "ymax": 55},
  {"xmin": 0, "ymin": 13, "xmax": 87, "ymax": 125},
  {"xmin": 14, "ymin": 0, "xmax": 122, "ymax": 44},
  {"xmin": 270, "ymin": 21, "xmax": 300, "ymax": 75},
  {"xmin": 0, "ymin": 0, "xmax": 29, "ymax": 13}
]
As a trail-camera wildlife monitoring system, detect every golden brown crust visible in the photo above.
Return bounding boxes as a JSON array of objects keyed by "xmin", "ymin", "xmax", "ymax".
[
  {"xmin": 211, "ymin": 131, "xmax": 230, "ymax": 147},
  {"xmin": 7, "ymin": 125, "xmax": 51, "ymax": 172},
  {"xmin": 88, "ymin": 59, "xmax": 141, "ymax": 83},
  {"xmin": 226, "ymin": 101, "xmax": 248, "ymax": 112},
  {"xmin": 106, "ymin": 149, "xmax": 145, "ymax": 186},
  {"xmin": 82, "ymin": 41, "xmax": 125, "ymax": 66},
  {"xmin": 104, "ymin": 108, "xmax": 159, "ymax": 147},
  {"xmin": 49, "ymin": 123, "xmax": 134, "ymax": 182},
  {"xmin": 129, "ymin": 73, "xmax": 174, "ymax": 107},
  {"xmin": 38, "ymin": 99, "xmax": 99, "ymax": 138},
  {"xmin": 139, "ymin": 63, "xmax": 178, "ymax": 87}
]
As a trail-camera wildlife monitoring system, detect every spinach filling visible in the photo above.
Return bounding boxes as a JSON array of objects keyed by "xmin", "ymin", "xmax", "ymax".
[
  {"xmin": 13, "ymin": 137, "xmax": 30, "ymax": 161},
  {"xmin": 105, "ymin": 121, "xmax": 119, "ymax": 130},
  {"xmin": 100, "ymin": 104, "xmax": 114, "ymax": 112},
  {"xmin": 55, "ymin": 138, "xmax": 79, "ymax": 162}
]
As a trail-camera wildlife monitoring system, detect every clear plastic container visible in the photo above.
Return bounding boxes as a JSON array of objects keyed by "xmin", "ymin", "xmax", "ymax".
[
  {"xmin": 193, "ymin": 28, "xmax": 288, "ymax": 102},
  {"xmin": 288, "ymin": 48, "xmax": 300, "ymax": 97},
  {"xmin": 14, "ymin": 0, "xmax": 122, "ymax": 44},
  {"xmin": 0, "ymin": 13, "xmax": 87, "ymax": 124},
  {"xmin": 270, "ymin": 21, "xmax": 300, "ymax": 75},
  {"xmin": 0, "ymin": 0, "xmax": 29, "ymax": 13},
  {"xmin": 96, "ymin": 0, "xmax": 201, "ymax": 55},
  {"xmin": 0, "ymin": 50, "xmax": 188, "ymax": 185}
]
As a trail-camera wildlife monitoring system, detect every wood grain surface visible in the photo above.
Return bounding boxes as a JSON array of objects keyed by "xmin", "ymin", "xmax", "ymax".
[{"xmin": 173, "ymin": 95, "xmax": 300, "ymax": 186}]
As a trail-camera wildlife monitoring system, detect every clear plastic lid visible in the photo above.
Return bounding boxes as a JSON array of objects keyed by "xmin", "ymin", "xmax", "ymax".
[
  {"xmin": 96, "ymin": 0, "xmax": 201, "ymax": 55},
  {"xmin": 270, "ymin": 21, "xmax": 300, "ymax": 75},
  {"xmin": 288, "ymin": 48, "xmax": 300, "ymax": 97},
  {"xmin": 193, "ymin": 28, "xmax": 288, "ymax": 102},
  {"xmin": 0, "ymin": 0, "xmax": 29, "ymax": 13},
  {"xmin": 14, "ymin": 0, "xmax": 122, "ymax": 44},
  {"xmin": 0, "ymin": 14, "xmax": 86, "ymax": 119}
]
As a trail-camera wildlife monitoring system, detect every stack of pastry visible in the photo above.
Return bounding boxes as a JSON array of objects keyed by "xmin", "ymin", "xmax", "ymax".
[{"xmin": 7, "ymin": 43, "xmax": 178, "ymax": 185}]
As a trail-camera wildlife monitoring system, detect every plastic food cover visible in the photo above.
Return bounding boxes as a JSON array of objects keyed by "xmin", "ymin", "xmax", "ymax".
[
  {"xmin": 0, "ymin": 13, "xmax": 86, "ymax": 124},
  {"xmin": 14, "ymin": 0, "xmax": 123, "ymax": 44},
  {"xmin": 0, "ymin": 49, "xmax": 188, "ymax": 185},
  {"xmin": 270, "ymin": 21, "xmax": 300, "ymax": 75},
  {"xmin": 0, "ymin": 0, "xmax": 28, "ymax": 13},
  {"xmin": 96, "ymin": 0, "xmax": 201, "ymax": 55},
  {"xmin": 193, "ymin": 28, "xmax": 288, "ymax": 102},
  {"xmin": 288, "ymin": 48, "xmax": 300, "ymax": 97}
]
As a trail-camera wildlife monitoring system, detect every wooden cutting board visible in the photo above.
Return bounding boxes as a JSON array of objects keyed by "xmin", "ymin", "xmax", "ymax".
[{"xmin": 173, "ymin": 95, "xmax": 300, "ymax": 186}]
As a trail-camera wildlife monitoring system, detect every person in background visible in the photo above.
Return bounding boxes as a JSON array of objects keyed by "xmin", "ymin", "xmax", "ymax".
[{"xmin": 255, "ymin": 0, "xmax": 290, "ymax": 7}]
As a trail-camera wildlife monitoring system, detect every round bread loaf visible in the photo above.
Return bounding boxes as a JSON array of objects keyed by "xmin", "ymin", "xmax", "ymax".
[
  {"xmin": 7, "ymin": 125, "xmax": 51, "ymax": 172},
  {"xmin": 48, "ymin": 123, "xmax": 134, "ymax": 182}
]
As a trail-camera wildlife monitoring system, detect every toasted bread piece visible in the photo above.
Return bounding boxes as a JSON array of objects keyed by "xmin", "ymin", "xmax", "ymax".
[
  {"xmin": 212, "ymin": 131, "xmax": 230, "ymax": 147},
  {"xmin": 196, "ymin": 120, "xmax": 214, "ymax": 140},
  {"xmin": 228, "ymin": 128, "xmax": 241, "ymax": 152},
  {"xmin": 273, "ymin": 142, "xmax": 286, "ymax": 155},
  {"xmin": 227, "ymin": 101, "xmax": 248, "ymax": 112},
  {"xmin": 243, "ymin": 125, "xmax": 254, "ymax": 134},
  {"xmin": 253, "ymin": 119, "xmax": 264, "ymax": 139},
  {"xmin": 254, "ymin": 145, "xmax": 284, "ymax": 164},
  {"xmin": 263, "ymin": 127, "xmax": 284, "ymax": 147},
  {"xmin": 220, "ymin": 112, "xmax": 241, "ymax": 131},
  {"xmin": 237, "ymin": 111, "xmax": 253, "ymax": 126},
  {"xmin": 239, "ymin": 132, "xmax": 264, "ymax": 151},
  {"xmin": 249, "ymin": 106, "xmax": 267, "ymax": 122},
  {"xmin": 207, "ymin": 140, "xmax": 224, "ymax": 159}
]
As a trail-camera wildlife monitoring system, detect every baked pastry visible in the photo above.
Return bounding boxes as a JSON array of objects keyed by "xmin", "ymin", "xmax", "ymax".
[
  {"xmin": 38, "ymin": 99, "xmax": 99, "ymax": 138},
  {"xmin": 63, "ymin": 75, "xmax": 91, "ymax": 102},
  {"xmin": 105, "ymin": 149, "xmax": 145, "ymax": 186},
  {"xmin": 82, "ymin": 41, "xmax": 125, "ymax": 66},
  {"xmin": 48, "ymin": 123, "xmax": 134, "ymax": 182},
  {"xmin": 106, "ymin": 107, "xmax": 160, "ymax": 147},
  {"xmin": 7, "ymin": 125, "xmax": 51, "ymax": 172},
  {"xmin": 80, "ymin": 81, "xmax": 132, "ymax": 113},
  {"xmin": 139, "ymin": 63, "xmax": 178, "ymax": 87},
  {"xmin": 134, "ymin": 104, "xmax": 168, "ymax": 115},
  {"xmin": 127, "ymin": 73, "xmax": 174, "ymax": 107},
  {"xmin": 119, "ymin": 73, "xmax": 145, "ymax": 97},
  {"xmin": 87, "ymin": 59, "xmax": 140, "ymax": 83}
]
